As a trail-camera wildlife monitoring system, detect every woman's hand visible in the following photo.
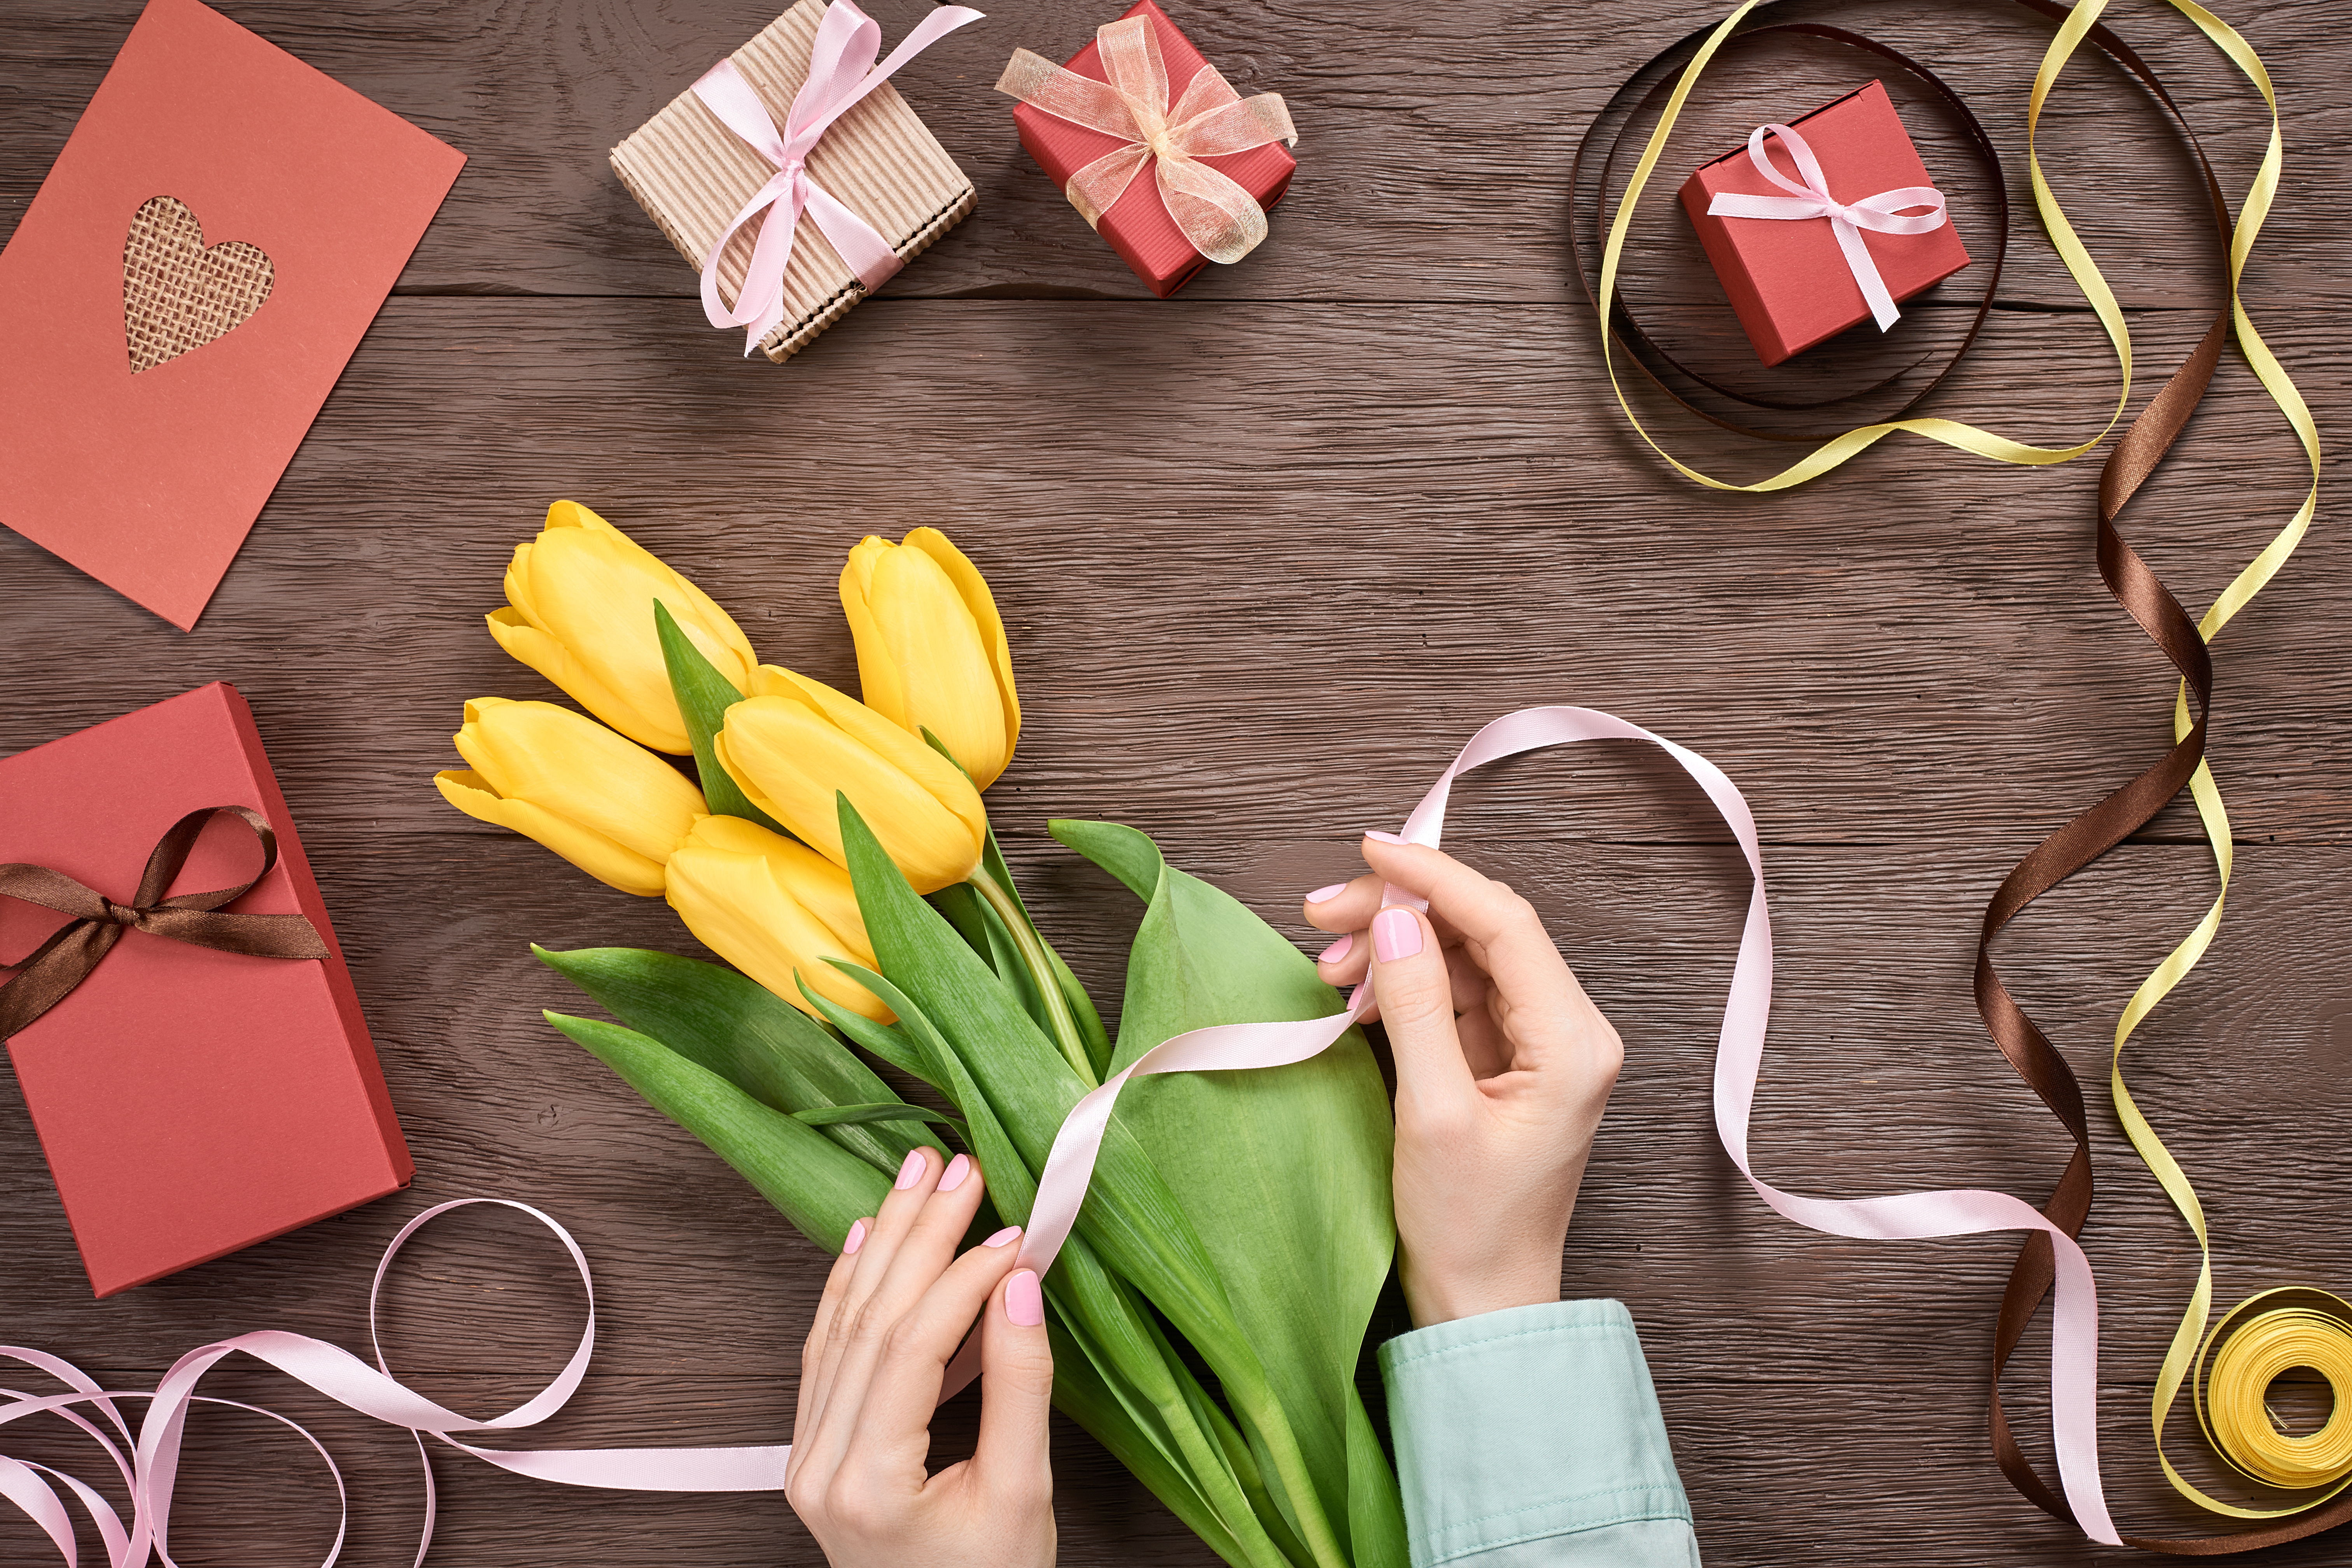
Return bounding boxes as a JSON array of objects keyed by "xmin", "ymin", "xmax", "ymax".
[
  {"xmin": 785, "ymin": 1146, "xmax": 1056, "ymax": 1568},
  {"xmin": 1304, "ymin": 836, "xmax": 1624, "ymax": 1328}
]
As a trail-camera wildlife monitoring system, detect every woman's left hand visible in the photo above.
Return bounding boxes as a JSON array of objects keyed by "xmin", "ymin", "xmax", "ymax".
[{"xmin": 784, "ymin": 1146, "xmax": 1057, "ymax": 1568}]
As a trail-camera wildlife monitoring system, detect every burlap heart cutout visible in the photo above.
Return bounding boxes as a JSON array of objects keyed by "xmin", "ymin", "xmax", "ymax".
[{"xmin": 122, "ymin": 195, "xmax": 275, "ymax": 374}]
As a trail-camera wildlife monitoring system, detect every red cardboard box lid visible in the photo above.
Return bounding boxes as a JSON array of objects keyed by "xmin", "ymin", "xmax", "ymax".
[
  {"xmin": 1678, "ymin": 80, "xmax": 1969, "ymax": 366},
  {"xmin": 1011, "ymin": 0, "xmax": 1295, "ymax": 298},
  {"xmin": 0, "ymin": 683, "xmax": 410, "ymax": 1296}
]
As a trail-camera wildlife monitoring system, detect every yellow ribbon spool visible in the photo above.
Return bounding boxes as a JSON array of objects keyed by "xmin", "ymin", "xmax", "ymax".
[{"xmin": 2191, "ymin": 1291, "xmax": 2352, "ymax": 1498}]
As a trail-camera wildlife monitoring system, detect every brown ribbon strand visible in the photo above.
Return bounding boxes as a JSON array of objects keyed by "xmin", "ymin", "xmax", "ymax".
[
  {"xmin": 1577, "ymin": 5, "xmax": 2344, "ymax": 1553},
  {"xmin": 0, "ymin": 806, "xmax": 328, "ymax": 1041}
]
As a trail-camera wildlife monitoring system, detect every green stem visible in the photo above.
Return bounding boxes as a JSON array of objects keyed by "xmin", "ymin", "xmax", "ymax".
[{"xmin": 969, "ymin": 864, "xmax": 1097, "ymax": 1087}]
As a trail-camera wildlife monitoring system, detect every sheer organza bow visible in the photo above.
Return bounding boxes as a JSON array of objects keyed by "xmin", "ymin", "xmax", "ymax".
[{"xmin": 996, "ymin": 16, "xmax": 1295, "ymax": 264}]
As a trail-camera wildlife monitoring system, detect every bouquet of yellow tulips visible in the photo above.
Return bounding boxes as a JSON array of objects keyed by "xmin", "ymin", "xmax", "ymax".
[{"xmin": 438, "ymin": 503, "xmax": 1407, "ymax": 1568}]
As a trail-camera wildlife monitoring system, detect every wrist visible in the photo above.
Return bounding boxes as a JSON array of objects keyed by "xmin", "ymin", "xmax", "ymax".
[{"xmin": 1401, "ymin": 1262, "xmax": 1562, "ymax": 1328}]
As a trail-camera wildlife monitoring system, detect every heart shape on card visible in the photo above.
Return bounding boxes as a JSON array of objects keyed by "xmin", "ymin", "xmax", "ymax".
[{"xmin": 122, "ymin": 195, "xmax": 275, "ymax": 374}]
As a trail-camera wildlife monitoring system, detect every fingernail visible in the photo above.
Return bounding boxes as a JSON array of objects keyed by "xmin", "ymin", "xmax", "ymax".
[
  {"xmin": 1318, "ymin": 933, "xmax": 1353, "ymax": 964},
  {"xmin": 1005, "ymin": 1269, "xmax": 1045, "ymax": 1326},
  {"xmin": 984, "ymin": 1225, "xmax": 1022, "ymax": 1248},
  {"xmin": 1364, "ymin": 830, "xmax": 1410, "ymax": 845},
  {"xmin": 1373, "ymin": 906, "xmax": 1423, "ymax": 962},
  {"xmin": 938, "ymin": 1153, "xmax": 971, "ymax": 1192},
  {"xmin": 843, "ymin": 1218, "xmax": 868, "ymax": 1255},
  {"xmin": 895, "ymin": 1148, "xmax": 927, "ymax": 1190},
  {"xmin": 1306, "ymin": 883, "xmax": 1348, "ymax": 904}
]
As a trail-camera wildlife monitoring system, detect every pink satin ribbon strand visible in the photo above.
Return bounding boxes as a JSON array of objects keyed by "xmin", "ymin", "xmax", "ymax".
[
  {"xmin": 0, "ymin": 707, "xmax": 2122, "ymax": 1557},
  {"xmin": 1706, "ymin": 121, "xmax": 1950, "ymax": 330},
  {"xmin": 692, "ymin": 0, "xmax": 983, "ymax": 355}
]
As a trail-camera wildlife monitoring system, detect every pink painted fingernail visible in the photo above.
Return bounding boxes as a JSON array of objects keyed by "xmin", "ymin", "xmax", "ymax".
[
  {"xmin": 1364, "ymin": 830, "xmax": 1410, "ymax": 845},
  {"xmin": 984, "ymin": 1225, "xmax": 1022, "ymax": 1248},
  {"xmin": 938, "ymin": 1153, "xmax": 971, "ymax": 1192},
  {"xmin": 1318, "ymin": 933, "xmax": 1353, "ymax": 964},
  {"xmin": 843, "ymin": 1218, "xmax": 868, "ymax": 1255},
  {"xmin": 895, "ymin": 1149, "xmax": 927, "ymax": 1190},
  {"xmin": 1005, "ymin": 1269, "xmax": 1045, "ymax": 1326},
  {"xmin": 1373, "ymin": 906, "xmax": 1423, "ymax": 963},
  {"xmin": 1306, "ymin": 883, "xmax": 1348, "ymax": 904}
]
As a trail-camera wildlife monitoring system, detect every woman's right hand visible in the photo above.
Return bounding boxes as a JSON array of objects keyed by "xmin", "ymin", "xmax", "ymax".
[
  {"xmin": 784, "ymin": 1146, "xmax": 1057, "ymax": 1568},
  {"xmin": 1305, "ymin": 836, "xmax": 1624, "ymax": 1328}
]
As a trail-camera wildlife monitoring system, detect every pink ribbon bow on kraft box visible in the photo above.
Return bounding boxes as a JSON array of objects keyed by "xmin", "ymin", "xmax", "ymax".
[
  {"xmin": 997, "ymin": 0, "xmax": 1297, "ymax": 297},
  {"xmin": 1678, "ymin": 80, "xmax": 1969, "ymax": 366},
  {"xmin": 611, "ymin": 0, "xmax": 982, "ymax": 362}
]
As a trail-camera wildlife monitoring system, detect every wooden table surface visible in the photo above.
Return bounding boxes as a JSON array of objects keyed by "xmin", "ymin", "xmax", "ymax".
[{"xmin": 3, "ymin": 0, "xmax": 2346, "ymax": 1561}]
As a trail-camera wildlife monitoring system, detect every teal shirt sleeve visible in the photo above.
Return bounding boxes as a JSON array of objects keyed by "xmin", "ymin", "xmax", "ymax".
[{"xmin": 1376, "ymin": 1299, "xmax": 1701, "ymax": 1568}]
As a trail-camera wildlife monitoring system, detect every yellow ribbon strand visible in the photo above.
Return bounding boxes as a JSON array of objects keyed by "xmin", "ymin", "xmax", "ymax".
[
  {"xmin": 1604, "ymin": 0, "xmax": 2330, "ymax": 1525},
  {"xmin": 2099, "ymin": 0, "xmax": 2329, "ymax": 1520},
  {"xmin": 1596, "ymin": 0, "xmax": 2135, "ymax": 492}
]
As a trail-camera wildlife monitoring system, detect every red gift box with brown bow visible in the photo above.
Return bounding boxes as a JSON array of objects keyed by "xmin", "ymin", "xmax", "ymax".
[{"xmin": 0, "ymin": 683, "xmax": 410, "ymax": 1296}]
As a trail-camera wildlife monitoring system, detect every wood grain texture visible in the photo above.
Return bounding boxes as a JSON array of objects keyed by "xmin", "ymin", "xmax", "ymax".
[{"xmin": 0, "ymin": 0, "xmax": 2347, "ymax": 1562}]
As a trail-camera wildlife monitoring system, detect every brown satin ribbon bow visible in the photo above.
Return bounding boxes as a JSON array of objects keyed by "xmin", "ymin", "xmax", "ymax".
[{"xmin": 0, "ymin": 806, "xmax": 329, "ymax": 1041}]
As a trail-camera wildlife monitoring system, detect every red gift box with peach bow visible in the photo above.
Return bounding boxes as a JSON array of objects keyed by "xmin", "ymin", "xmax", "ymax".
[{"xmin": 1000, "ymin": 0, "xmax": 1297, "ymax": 298}]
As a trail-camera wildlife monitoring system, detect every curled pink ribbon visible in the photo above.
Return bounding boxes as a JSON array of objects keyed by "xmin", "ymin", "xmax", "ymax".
[
  {"xmin": 995, "ymin": 15, "xmax": 1295, "ymax": 264},
  {"xmin": 1706, "ymin": 122, "xmax": 1950, "ymax": 331},
  {"xmin": 0, "ymin": 1199, "xmax": 792, "ymax": 1568},
  {"xmin": 996, "ymin": 705, "xmax": 2120, "ymax": 1544},
  {"xmin": 2, "ymin": 709, "xmax": 2122, "ymax": 1554},
  {"xmin": 692, "ymin": 0, "xmax": 983, "ymax": 355}
]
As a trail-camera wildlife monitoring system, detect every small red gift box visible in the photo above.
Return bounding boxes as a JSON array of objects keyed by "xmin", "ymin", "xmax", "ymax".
[
  {"xmin": 0, "ymin": 683, "xmax": 410, "ymax": 1296},
  {"xmin": 1679, "ymin": 80, "xmax": 1969, "ymax": 366},
  {"xmin": 1008, "ymin": 0, "xmax": 1295, "ymax": 298}
]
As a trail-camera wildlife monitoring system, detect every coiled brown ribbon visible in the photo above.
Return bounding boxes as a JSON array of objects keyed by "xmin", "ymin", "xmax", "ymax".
[
  {"xmin": 1576, "ymin": 4, "xmax": 2336, "ymax": 1553},
  {"xmin": 0, "ymin": 806, "xmax": 328, "ymax": 1041}
]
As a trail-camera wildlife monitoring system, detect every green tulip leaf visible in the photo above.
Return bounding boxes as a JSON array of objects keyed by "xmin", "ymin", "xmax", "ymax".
[
  {"xmin": 842, "ymin": 795, "xmax": 1356, "ymax": 1565},
  {"xmin": 534, "ymin": 943, "xmax": 939, "ymax": 1174},
  {"xmin": 655, "ymin": 598, "xmax": 786, "ymax": 833},
  {"xmin": 792, "ymin": 1101, "xmax": 970, "ymax": 1145},
  {"xmin": 547, "ymin": 1011, "xmax": 886, "ymax": 1250},
  {"xmin": 1051, "ymin": 817, "xmax": 1409, "ymax": 1568}
]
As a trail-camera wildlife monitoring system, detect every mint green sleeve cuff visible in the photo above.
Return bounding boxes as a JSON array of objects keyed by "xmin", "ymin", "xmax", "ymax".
[{"xmin": 1376, "ymin": 1299, "xmax": 1701, "ymax": 1568}]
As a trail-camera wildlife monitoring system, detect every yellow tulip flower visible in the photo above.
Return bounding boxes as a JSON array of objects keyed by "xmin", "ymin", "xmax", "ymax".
[
  {"xmin": 434, "ymin": 697, "xmax": 706, "ymax": 897},
  {"xmin": 487, "ymin": 500, "xmax": 758, "ymax": 755},
  {"xmin": 714, "ymin": 667, "xmax": 987, "ymax": 894},
  {"xmin": 840, "ymin": 529, "xmax": 1020, "ymax": 788},
  {"xmin": 664, "ymin": 815, "xmax": 892, "ymax": 1023}
]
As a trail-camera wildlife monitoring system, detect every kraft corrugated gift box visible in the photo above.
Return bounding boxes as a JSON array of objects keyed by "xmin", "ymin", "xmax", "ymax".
[
  {"xmin": 0, "ymin": 683, "xmax": 411, "ymax": 1296},
  {"xmin": 612, "ymin": 0, "xmax": 975, "ymax": 362},
  {"xmin": 1679, "ymin": 80, "xmax": 1969, "ymax": 366}
]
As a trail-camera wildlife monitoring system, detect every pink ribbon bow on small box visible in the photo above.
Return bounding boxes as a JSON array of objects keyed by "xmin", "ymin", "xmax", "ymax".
[
  {"xmin": 1706, "ymin": 120, "xmax": 1950, "ymax": 332},
  {"xmin": 692, "ymin": 0, "xmax": 982, "ymax": 355}
]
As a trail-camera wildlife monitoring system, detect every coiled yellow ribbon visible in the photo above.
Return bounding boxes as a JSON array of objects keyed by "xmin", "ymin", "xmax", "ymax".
[
  {"xmin": 2105, "ymin": 4, "xmax": 2331, "ymax": 1520},
  {"xmin": 1600, "ymin": 0, "xmax": 2331, "ymax": 1531}
]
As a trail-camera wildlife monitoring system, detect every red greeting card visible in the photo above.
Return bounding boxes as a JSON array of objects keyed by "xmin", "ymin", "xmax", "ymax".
[{"xmin": 0, "ymin": 0, "xmax": 464, "ymax": 630}]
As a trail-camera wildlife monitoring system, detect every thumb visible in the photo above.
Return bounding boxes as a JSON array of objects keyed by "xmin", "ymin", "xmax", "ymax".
[
  {"xmin": 973, "ymin": 1268, "xmax": 1054, "ymax": 1504},
  {"xmin": 1369, "ymin": 905, "xmax": 1476, "ymax": 1114}
]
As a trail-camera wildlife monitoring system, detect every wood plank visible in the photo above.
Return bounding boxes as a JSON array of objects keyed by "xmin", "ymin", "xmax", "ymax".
[{"xmin": 0, "ymin": 0, "xmax": 2341, "ymax": 310}]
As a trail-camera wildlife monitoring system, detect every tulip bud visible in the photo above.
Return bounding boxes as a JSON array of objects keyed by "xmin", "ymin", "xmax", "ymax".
[
  {"xmin": 714, "ymin": 667, "xmax": 987, "ymax": 894},
  {"xmin": 488, "ymin": 500, "xmax": 758, "ymax": 755},
  {"xmin": 664, "ymin": 816, "xmax": 892, "ymax": 1022},
  {"xmin": 840, "ymin": 528, "xmax": 1020, "ymax": 788},
  {"xmin": 435, "ymin": 697, "xmax": 706, "ymax": 897}
]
